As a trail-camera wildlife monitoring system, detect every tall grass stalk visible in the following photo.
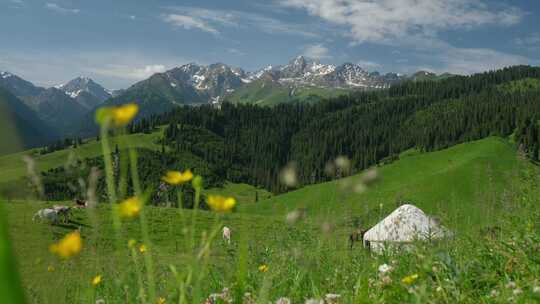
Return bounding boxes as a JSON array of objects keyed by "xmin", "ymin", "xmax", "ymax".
[{"xmin": 128, "ymin": 148, "xmax": 156, "ymax": 303}]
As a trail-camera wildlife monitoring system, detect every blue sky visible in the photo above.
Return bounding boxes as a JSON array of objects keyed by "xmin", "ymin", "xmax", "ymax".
[{"xmin": 1, "ymin": 0, "xmax": 540, "ymax": 89}]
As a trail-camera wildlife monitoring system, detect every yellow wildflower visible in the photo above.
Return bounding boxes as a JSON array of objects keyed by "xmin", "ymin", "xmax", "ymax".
[
  {"xmin": 207, "ymin": 195, "xmax": 236, "ymax": 212},
  {"xmin": 49, "ymin": 231, "xmax": 82, "ymax": 259},
  {"xmin": 258, "ymin": 264, "xmax": 269, "ymax": 273},
  {"xmin": 95, "ymin": 103, "xmax": 139, "ymax": 127},
  {"xmin": 128, "ymin": 239, "xmax": 137, "ymax": 248},
  {"xmin": 162, "ymin": 170, "xmax": 193, "ymax": 185},
  {"xmin": 112, "ymin": 103, "xmax": 138, "ymax": 127},
  {"xmin": 401, "ymin": 274, "xmax": 419, "ymax": 285},
  {"xmin": 157, "ymin": 297, "xmax": 166, "ymax": 304},
  {"xmin": 139, "ymin": 244, "xmax": 147, "ymax": 253},
  {"xmin": 118, "ymin": 197, "xmax": 142, "ymax": 219},
  {"xmin": 92, "ymin": 275, "xmax": 102, "ymax": 286},
  {"xmin": 47, "ymin": 265, "xmax": 55, "ymax": 272}
]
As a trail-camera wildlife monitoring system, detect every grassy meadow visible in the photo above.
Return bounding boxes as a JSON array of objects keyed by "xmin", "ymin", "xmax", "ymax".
[{"xmin": 1, "ymin": 134, "xmax": 540, "ymax": 303}]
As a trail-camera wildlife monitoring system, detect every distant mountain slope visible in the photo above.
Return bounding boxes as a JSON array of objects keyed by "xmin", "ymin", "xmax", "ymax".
[
  {"xmin": 55, "ymin": 77, "xmax": 111, "ymax": 109},
  {"xmin": 32, "ymin": 88, "xmax": 88, "ymax": 132},
  {"xmin": 0, "ymin": 87, "xmax": 57, "ymax": 154},
  {"xmin": 411, "ymin": 71, "xmax": 456, "ymax": 82},
  {"xmin": 226, "ymin": 76, "xmax": 350, "ymax": 106},
  {"xmin": 0, "ymin": 72, "xmax": 110, "ymax": 134},
  {"xmin": 0, "ymin": 71, "xmax": 44, "ymax": 99}
]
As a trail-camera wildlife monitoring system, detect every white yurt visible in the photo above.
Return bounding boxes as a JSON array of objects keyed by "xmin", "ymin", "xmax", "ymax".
[{"xmin": 363, "ymin": 204, "xmax": 450, "ymax": 253}]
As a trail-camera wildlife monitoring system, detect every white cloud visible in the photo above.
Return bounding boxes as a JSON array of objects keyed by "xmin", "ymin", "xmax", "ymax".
[
  {"xmin": 279, "ymin": 0, "xmax": 523, "ymax": 44},
  {"xmin": 226, "ymin": 48, "xmax": 246, "ymax": 56},
  {"xmin": 303, "ymin": 44, "xmax": 331, "ymax": 59},
  {"xmin": 0, "ymin": 50, "xmax": 187, "ymax": 89},
  {"xmin": 163, "ymin": 6, "xmax": 318, "ymax": 38},
  {"xmin": 439, "ymin": 47, "xmax": 530, "ymax": 75},
  {"xmin": 130, "ymin": 15, "xmax": 136, "ymax": 20},
  {"xmin": 162, "ymin": 14, "xmax": 219, "ymax": 35},
  {"xmin": 357, "ymin": 60, "xmax": 381, "ymax": 70},
  {"xmin": 45, "ymin": 2, "xmax": 80, "ymax": 14},
  {"xmin": 87, "ymin": 64, "xmax": 168, "ymax": 81},
  {"xmin": 9, "ymin": 0, "xmax": 24, "ymax": 7}
]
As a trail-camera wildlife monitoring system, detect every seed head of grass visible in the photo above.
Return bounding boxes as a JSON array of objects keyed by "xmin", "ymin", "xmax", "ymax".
[
  {"xmin": 128, "ymin": 239, "xmax": 137, "ymax": 248},
  {"xmin": 156, "ymin": 297, "xmax": 166, "ymax": 304},
  {"xmin": 280, "ymin": 163, "xmax": 298, "ymax": 188}
]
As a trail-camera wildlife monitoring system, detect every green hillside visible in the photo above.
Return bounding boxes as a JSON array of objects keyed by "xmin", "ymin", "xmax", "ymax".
[
  {"xmin": 2, "ymin": 136, "xmax": 539, "ymax": 303},
  {"xmin": 226, "ymin": 79, "xmax": 350, "ymax": 106},
  {"xmin": 241, "ymin": 137, "xmax": 523, "ymax": 233},
  {"xmin": 0, "ymin": 87, "xmax": 57, "ymax": 154},
  {"xmin": 0, "ymin": 130, "xmax": 163, "ymax": 184}
]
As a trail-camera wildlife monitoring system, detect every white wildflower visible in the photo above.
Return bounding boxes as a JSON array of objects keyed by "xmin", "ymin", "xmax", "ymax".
[
  {"xmin": 325, "ymin": 293, "xmax": 341, "ymax": 304},
  {"xmin": 276, "ymin": 297, "xmax": 291, "ymax": 304},
  {"xmin": 378, "ymin": 263, "xmax": 392, "ymax": 274}
]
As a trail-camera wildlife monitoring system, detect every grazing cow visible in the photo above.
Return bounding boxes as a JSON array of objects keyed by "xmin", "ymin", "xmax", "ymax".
[
  {"xmin": 74, "ymin": 199, "xmax": 87, "ymax": 209},
  {"xmin": 349, "ymin": 228, "xmax": 367, "ymax": 250},
  {"xmin": 53, "ymin": 205, "xmax": 71, "ymax": 223},
  {"xmin": 222, "ymin": 226, "xmax": 231, "ymax": 244},
  {"xmin": 32, "ymin": 209, "xmax": 59, "ymax": 224}
]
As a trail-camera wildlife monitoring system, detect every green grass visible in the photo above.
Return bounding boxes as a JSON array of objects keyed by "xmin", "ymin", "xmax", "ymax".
[
  {"xmin": 2, "ymin": 136, "xmax": 540, "ymax": 303},
  {"xmin": 226, "ymin": 80, "xmax": 351, "ymax": 106},
  {"xmin": 207, "ymin": 182, "xmax": 273, "ymax": 205},
  {"xmin": 241, "ymin": 137, "xmax": 521, "ymax": 234},
  {"xmin": 0, "ymin": 130, "xmax": 163, "ymax": 184}
]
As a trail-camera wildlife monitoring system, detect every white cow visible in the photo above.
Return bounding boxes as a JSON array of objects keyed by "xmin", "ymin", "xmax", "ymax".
[
  {"xmin": 52, "ymin": 205, "xmax": 72, "ymax": 223},
  {"xmin": 222, "ymin": 226, "xmax": 231, "ymax": 244},
  {"xmin": 32, "ymin": 208, "xmax": 59, "ymax": 224}
]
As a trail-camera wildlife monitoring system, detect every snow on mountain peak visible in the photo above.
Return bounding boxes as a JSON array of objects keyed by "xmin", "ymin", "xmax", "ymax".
[{"xmin": 1, "ymin": 71, "xmax": 13, "ymax": 79}]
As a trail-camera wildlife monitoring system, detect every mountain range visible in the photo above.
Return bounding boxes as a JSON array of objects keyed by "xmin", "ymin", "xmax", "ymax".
[
  {"xmin": 99, "ymin": 56, "xmax": 417, "ymax": 115},
  {"xmin": 0, "ymin": 56, "xmax": 456, "ymax": 146},
  {"xmin": 0, "ymin": 72, "xmax": 111, "ymax": 135}
]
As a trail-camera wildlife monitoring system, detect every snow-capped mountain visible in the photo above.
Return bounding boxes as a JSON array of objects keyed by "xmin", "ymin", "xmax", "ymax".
[
  {"xmin": 55, "ymin": 77, "xmax": 111, "ymax": 109},
  {"xmin": 0, "ymin": 70, "xmax": 44, "ymax": 98},
  {"xmin": 97, "ymin": 56, "xmax": 408, "ymax": 119},
  {"xmin": 247, "ymin": 56, "xmax": 404, "ymax": 89},
  {"xmin": 0, "ymin": 71, "xmax": 105, "ymax": 133}
]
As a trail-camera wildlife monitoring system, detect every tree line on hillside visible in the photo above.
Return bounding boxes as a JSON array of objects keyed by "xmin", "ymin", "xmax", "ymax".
[
  {"xmin": 38, "ymin": 149, "xmax": 215, "ymax": 207},
  {"xmin": 23, "ymin": 65, "xmax": 540, "ymax": 202},
  {"xmin": 127, "ymin": 66, "xmax": 540, "ymax": 193}
]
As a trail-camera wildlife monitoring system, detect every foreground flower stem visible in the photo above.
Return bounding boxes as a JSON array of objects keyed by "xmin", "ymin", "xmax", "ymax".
[
  {"xmin": 189, "ymin": 178, "xmax": 202, "ymax": 252},
  {"xmin": 100, "ymin": 121, "xmax": 117, "ymax": 205},
  {"xmin": 130, "ymin": 246, "xmax": 146, "ymax": 303},
  {"xmin": 99, "ymin": 122, "xmax": 122, "ymax": 247},
  {"xmin": 176, "ymin": 188, "xmax": 183, "ymax": 209},
  {"xmin": 129, "ymin": 148, "xmax": 156, "ymax": 303}
]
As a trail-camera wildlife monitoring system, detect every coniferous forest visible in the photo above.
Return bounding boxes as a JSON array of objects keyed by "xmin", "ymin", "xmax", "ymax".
[{"xmin": 34, "ymin": 65, "xmax": 540, "ymax": 201}]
